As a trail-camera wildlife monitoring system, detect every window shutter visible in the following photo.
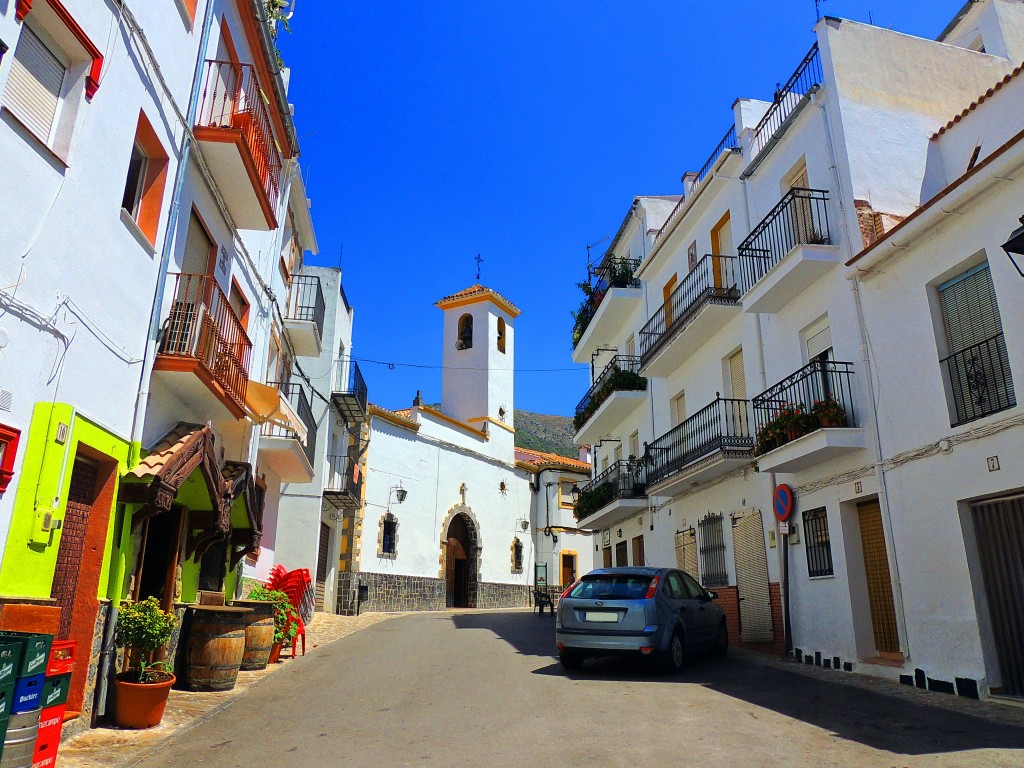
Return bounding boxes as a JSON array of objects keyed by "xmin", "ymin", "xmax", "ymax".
[
  {"xmin": 939, "ymin": 264, "xmax": 1001, "ymax": 354},
  {"xmin": 183, "ymin": 214, "xmax": 213, "ymax": 275},
  {"xmin": 729, "ymin": 349, "xmax": 746, "ymax": 400},
  {"xmin": 806, "ymin": 325, "xmax": 833, "ymax": 361},
  {"xmin": 3, "ymin": 27, "xmax": 66, "ymax": 143}
]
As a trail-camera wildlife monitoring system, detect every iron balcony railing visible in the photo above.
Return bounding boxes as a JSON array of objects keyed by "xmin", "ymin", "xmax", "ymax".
[
  {"xmin": 574, "ymin": 460, "xmax": 647, "ymax": 521},
  {"xmin": 195, "ymin": 60, "xmax": 282, "ymax": 215},
  {"xmin": 160, "ymin": 273, "xmax": 252, "ymax": 409},
  {"xmin": 325, "ymin": 451, "xmax": 363, "ymax": 501},
  {"xmin": 572, "ymin": 256, "xmax": 642, "ymax": 349},
  {"xmin": 751, "ymin": 360, "xmax": 856, "ymax": 453},
  {"xmin": 942, "ymin": 333, "xmax": 1016, "ymax": 426},
  {"xmin": 697, "ymin": 125, "xmax": 740, "ymax": 185},
  {"xmin": 286, "ymin": 274, "xmax": 326, "ymax": 342},
  {"xmin": 750, "ymin": 43, "xmax": 823, "ymax": 159},
  {"xmin": 645, "ymin": 397, "xmax": 754, "ymax": 487},
  {"xmin": 332, "ymin": 360, "xmax": 368, "ymax": 419},
  {"xmin": 737, "ymin": 188, "xmax": 832, "ymax": 294},
  {"xmin": 573, "ymin": 356, "xmax": 646, "ymax": 431},
  {"xmin": 639, "ymin": 254, "xmax": 739, "ymax": 364},
  {"xmin": 261, "ymin": 381, "xmax": 317, "ymax": 468}
]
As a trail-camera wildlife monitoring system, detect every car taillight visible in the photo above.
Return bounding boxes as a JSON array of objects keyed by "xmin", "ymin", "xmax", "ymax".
[
  {"xmin": 644, "ymin": 575, "xmax": 660, "ymax": 599},
  {"xmin": 561, "ymin": 581, "xmax": 579, "ymax": 599}
]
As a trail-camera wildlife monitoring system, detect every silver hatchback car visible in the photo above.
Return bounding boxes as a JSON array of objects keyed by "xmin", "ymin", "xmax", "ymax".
[{"xmin": 555, "ymin": 567, "xmax": 728, "ymax": 672}]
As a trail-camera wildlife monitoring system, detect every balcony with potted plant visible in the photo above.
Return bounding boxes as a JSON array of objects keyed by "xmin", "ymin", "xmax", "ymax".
[
  {"xmin": 573, "ymin": 459, "xmax": 647, "ymax": 530},
  {"xmin": 573, "ymin": 356, "xmax": 647, "ymax": 445},
  {"xmin": 571, "ymin": 256, "xmax": 642, "ymax": 363},
  {"xmin": 752, "ymin": 360, "xmax": 866, "ymax": 473}
]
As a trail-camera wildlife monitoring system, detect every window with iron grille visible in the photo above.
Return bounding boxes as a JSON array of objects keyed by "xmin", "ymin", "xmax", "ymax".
[
  {"xmin": 938, "ymin": 263, "xmax": 1015, "ymax": 425},
  {"xmin": 698, "ymin": 512, "xmax": 728, "ymax": 587},
  {"xmin": 802, "ymin": 507, "xmax": 833, "ymax": 577}
]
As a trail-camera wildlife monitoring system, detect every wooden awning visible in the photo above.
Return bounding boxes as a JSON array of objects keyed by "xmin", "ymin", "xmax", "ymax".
[{"xmin": 119, "ymin": 424, "xmax": 222, "ymax": 526}]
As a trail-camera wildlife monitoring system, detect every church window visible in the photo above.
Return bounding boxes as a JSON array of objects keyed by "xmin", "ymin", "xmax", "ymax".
[
  {"xmin": 457, "ymin": 314, "xmax": 473, "ymax": 350},
  {"xmin": 511, "ymin": 538, "xmax": 524, "ymax": 573},
  {"xmin": 497, "ymin": 317, "xmax": 506, "ymax": 353}
]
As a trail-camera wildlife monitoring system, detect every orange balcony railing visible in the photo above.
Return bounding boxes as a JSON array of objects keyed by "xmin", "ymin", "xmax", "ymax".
[
  {"xmin": 195, "ymin": 60, "xmax": 281, "ymax": 215},
  {"xmin": 159, "ymin": 273, "xmax": 252, "ymax": 410}
]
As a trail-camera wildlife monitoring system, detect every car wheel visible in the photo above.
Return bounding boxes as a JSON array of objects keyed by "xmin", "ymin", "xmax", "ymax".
[
  {"xmin": 660, "ymin": 632, "xmax": 685, "ymax": 674},
  {"xmin": 712, "ymin": 621, "xmax": 729, "ymax": 656},
  {"xmin": 559, "ymin": 650, "xmax": 584, "ymax": 671}
]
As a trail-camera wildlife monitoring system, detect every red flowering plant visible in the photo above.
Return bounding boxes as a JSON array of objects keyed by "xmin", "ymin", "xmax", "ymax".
[{"xmin": 811, "ymin": 396, "xmax": 846, "ymax": 427}]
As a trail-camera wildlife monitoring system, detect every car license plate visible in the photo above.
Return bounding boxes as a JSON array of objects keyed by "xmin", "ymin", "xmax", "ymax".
[{"xmin": 584, "ymin": 611, "xmax": 618, "ymax": 623}]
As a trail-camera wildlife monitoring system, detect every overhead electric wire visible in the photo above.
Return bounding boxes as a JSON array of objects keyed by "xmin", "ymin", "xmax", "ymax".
[{"xmin": 341, "ymin": 355, "xmax": 582, "ymax": 373}]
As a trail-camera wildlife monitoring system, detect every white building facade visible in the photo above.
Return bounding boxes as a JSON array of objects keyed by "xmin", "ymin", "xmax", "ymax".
[{"xmin": 571, "ymin": 0, "xmax": 1024, "ymax": 695}]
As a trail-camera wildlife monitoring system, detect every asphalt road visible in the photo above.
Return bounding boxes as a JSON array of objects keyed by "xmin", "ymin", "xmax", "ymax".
[{"xmin": 130, "ymin": 610, "xmax": 1024, "ymax": 768}]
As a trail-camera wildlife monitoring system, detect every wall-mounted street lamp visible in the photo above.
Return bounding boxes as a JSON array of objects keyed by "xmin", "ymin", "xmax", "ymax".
[
  {"xmin": 388, "ymin": 483, "xmax": 407, "ymax": 510},
  {"xmin": 570, "ymin": 484, "xmax": 581, "ymax": 504},
  {"xmin": 1002, "ymin": 215, "xmax": 1024, "ymax": 278}
]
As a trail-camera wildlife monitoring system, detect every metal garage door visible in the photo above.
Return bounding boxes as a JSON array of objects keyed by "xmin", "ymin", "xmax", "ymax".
[
  {"xmin": 315, "ymin": 522, "xmax": 330, "ymax": 611},
  {"xmin": 972, "ymin": 495, "xmax": 1024, "ymax": 696},
  {"xmin": 733, "ymin": 510, "xmax": 774, "ymax": 643}
]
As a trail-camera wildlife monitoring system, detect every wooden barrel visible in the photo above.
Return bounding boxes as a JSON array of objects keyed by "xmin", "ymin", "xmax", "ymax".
[
  {"xmin": 185, "ymin": 606, "xmax": 251, "ymax": 692},
  {"xmin": 231, "ymin": 600, "xmax": 277, "ymax": 671},
  {"xmin": 1, "ymin": 708, "xmax": 41, "ymax": 768}
]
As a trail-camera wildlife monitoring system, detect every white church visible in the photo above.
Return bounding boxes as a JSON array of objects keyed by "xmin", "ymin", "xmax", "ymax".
[{"xmin": 344, "ymin": 285, "xmax": 593, "ymax": 612}]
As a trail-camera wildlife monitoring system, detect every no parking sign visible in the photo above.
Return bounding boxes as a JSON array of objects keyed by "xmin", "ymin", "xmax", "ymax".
[{"xmin": 773, "ymin": 484, "xmax": 794, "ymax": 522}]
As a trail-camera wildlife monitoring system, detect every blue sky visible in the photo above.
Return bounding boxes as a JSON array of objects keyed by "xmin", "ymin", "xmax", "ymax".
[{"xmin": 281, "ymin": 0, "xmax": 966, "ymax": 416}]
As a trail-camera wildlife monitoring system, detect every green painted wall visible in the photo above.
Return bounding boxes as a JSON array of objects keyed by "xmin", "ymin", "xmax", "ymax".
[{"xmin": 0, "ymin": 403, "xmax": 131, "ymax": 600}]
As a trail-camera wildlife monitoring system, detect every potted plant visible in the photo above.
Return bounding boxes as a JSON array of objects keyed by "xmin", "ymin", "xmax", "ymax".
[
  {"xmin": 113, "ymin": 597, "xmax": 177, "ymax": 729},
  {"xmin": 776, "ymin": 403, "xmax": 813, "ymax": 442},
  {"xmin": 812, "ymin": 396, "xmax": 846, "ymax": 428},
  {"xmin": 247, "ymin": 585, "xmax": 299, "ymax": 662}
]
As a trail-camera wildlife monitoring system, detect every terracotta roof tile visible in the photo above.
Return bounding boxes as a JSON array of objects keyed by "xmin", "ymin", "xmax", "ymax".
[
  {"xmin": 129, "ymin": 423, "xmax": 205, "ymax": 478},
  {"xmin": 515, "ymin": 446, "xmax": 590, "ymax": 472},
  {"xmin": 435, "ymin": 284, "xmax": 521, "ymax": 317},
  {"xmin": 933, "ymin": 61, "xmax": 1024, "ymax": 139}
]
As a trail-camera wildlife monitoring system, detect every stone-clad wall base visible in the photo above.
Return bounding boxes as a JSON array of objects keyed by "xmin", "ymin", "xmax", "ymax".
[
  {"xmin": 336, "ymin": 571, "xmax": 531, "ymax": 614},
  {"xmin": 476, "ymin": 582, "xmax": 531, "ymax": 610}
]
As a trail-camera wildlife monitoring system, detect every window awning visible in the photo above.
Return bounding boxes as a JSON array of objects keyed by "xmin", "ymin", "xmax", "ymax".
[{"xmin": 244, "ymin": 380, "xmax": 307, "ymax": 442}]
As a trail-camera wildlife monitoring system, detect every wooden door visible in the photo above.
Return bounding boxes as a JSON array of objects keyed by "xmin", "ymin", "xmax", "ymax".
[
  {"xmin": 662, "ymin": 274, "xmax": 678, "ymax": 328},
  {"xmin": 602, "ymin": 547, "xmax": 613, "ymax": 568},
  {"xmin": 674, "ymin": 529, "xmax": 697, "ymax": 577},
  {"xmin": 560, "ymin": 553, "xmax": 576, "ymax": 589},
  {"xmin": 857, "ymin": 500, "xmax": 901, "ymax": 657},
  {"xmin": 615, "ymin": 541, "xmax": 628, "ymax": 566},
  {"xmin": 710, "ymin": 211, "xmax": 732, "ymax": 287},
  {"xmin": 631, "ymin": 535, "xmax": 645, "ymax": 566}
]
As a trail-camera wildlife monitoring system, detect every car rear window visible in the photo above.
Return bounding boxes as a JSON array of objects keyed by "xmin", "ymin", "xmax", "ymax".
[{"xmin": 569, "ymin": 575, "xmax": 653, "ymax": 600}]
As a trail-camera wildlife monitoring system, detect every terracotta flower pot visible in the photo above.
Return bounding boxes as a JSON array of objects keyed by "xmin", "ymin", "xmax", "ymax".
[
  {"xmin": 113, "ymin": 671, "xmax": 176, "ymax": 729},
  {"xmin": 268, "ymin": 641, "xmax": 283, "ymax": 664}
]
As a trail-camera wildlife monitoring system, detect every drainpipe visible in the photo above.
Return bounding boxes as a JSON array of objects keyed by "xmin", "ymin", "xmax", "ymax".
[
  {"xmin": 851, "ymin": 275, "xmax": 911, "ymax": 660},
  {"xmin": 127, "ymin": 0, "xmax": 218, "ymax": 466}
]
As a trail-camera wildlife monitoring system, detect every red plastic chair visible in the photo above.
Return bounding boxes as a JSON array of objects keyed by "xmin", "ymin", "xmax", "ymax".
[{"xmin": 266, "ymin": 567, "xmax": 313, "ymax": 657}]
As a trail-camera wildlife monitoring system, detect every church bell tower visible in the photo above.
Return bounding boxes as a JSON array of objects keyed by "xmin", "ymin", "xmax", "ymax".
[{"xmin": 436, "ymin": 285, "xmax": 520, "ymax": 429}]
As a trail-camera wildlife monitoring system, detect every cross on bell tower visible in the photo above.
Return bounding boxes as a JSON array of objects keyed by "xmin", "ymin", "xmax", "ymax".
[{"xmin": 474, "ymin": 254, "xmax": 483, "ymax": 282}]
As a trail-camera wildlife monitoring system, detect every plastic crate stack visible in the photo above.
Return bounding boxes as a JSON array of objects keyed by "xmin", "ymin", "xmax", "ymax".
[
  {"xmin": 0, "ymin": 631, "xmax": 75, "ymax": 768},
  {"xmin": 34, "ymin": 639, "xmax": 75, "ymax": 768}
]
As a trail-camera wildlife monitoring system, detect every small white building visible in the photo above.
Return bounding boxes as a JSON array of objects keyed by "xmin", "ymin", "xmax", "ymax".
[
  {"xmin": 348, "ymin": 285, "xmax": 591, "ymax": 612},
  {"xmin": 848, "ymin": 59, "xmax": 1024, "ymax": 698}
]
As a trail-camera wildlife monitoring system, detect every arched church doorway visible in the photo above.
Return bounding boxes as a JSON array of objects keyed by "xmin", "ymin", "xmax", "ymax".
[{"xmin": 445, "ymin": 513, "xmax": 477, "ymax": 608}]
